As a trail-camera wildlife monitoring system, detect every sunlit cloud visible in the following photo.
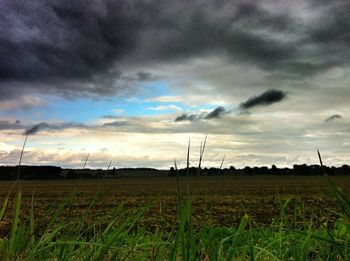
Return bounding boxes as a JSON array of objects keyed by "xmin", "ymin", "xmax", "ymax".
[
  {"xmin": 112, "ymin": 109, "xmax": 125, "ymax": 114},
  {"xmin": 147, "ymin": 105, "xmax": 183, "ymax": 112}
]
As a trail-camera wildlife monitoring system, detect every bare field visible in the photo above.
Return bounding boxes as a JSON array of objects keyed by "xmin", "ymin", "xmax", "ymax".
[{"xmin": 1, "ymin": 175, "xmax": 350, "ymax": 236}]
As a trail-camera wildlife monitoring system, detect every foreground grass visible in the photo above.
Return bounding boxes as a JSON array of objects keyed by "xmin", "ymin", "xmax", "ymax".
[{"xmin": 0, "ymin": 176, "xmax": 349, "ymax": 260}]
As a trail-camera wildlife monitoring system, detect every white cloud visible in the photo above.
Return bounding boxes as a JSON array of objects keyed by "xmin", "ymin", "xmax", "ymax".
[
  {"xmin": 147, "ymin": 105, "xmax": 183, "ymax": 112},
  {"xmin": 112, "ymin": 109, "xmax": 125, "ymax": 114},
  {"xmin": 146, "ymin": 95, "xmax": 183, "ymax": 103},
  {"xmin": 2, "ymin": 108, "xmax": 350, "ymax": 168}
]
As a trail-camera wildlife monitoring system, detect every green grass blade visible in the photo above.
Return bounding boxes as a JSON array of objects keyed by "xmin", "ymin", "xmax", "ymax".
[
  {"xmin": 9, "ymin": 190, "xmax": 21, "ymax": 252},
  {"xmin": 29, "ymin": 191, "xmax": 35, "ymax": 248},
  {"xmin": 0, "ymin": 196, "xmax": 8, "ymax": 222},
  {"xmin": 325, "ymin": 175, "xmax": 350, "ymax": 218},
  {"xmin": 254, "ymin": 246, "xmax": 281, "ymax": 261},
  {"xmin": 46, "ymin": 188, "xmax": 77, "ymax": 230}
]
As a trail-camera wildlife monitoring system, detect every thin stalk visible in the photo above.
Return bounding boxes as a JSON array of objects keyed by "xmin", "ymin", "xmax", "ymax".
[
  {"xmin": 201, "ymin": 134, "xmax": 207, "ymax": 158},
  {"xmin": 219, "ymin": 155, "xmax": 226, "ymax": 170},
  {"xmin": 198, "ymin": 134, "xmax": 207, "ymax": 176},
  {"xmin": 186, "ymin": 139, "xmax": 190, "ymax": 177},
  {"xmin": 197, "ymin": 142, "xmax": 202, "ymax": 176},
  {"xmin": 107, "ymin": 161, "xmax": 112, "ymax": 170},
  {"xmin": 17, "ymin": 133, "xmax": 29, "ymax": 180},
  {"xmin": 174, "ymin": 158, "xmax": 178, "ymax": 171},
  {"xmin": 199, "ymin": 142, "xmax": 202, "ymax": 166},
  {"xmin": 318, "ymin": 149, "xmax": 328, "ymax": 177},
  {"xmin": 317, "ymin": 148, "xmax": 323, "ymax": 167},
  {"xmin": 83, "ymin": 153, "xmax": 90, "ymax": 169}
]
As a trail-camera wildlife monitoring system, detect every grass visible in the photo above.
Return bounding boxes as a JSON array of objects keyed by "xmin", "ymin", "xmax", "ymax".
[{"xmin": 0, "ymin": 178, "xmax": 349, "ymax": 259}]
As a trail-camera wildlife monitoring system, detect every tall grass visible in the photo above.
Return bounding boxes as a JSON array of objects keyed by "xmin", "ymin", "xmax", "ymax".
[
  {"xmin": 16, "ymin": 133, "xmax": 29, "ymax": 180},
  {"xmin": 219, "ymin": 155, "xmax": 225, "ymax": 170},
  {"xmin": 0, "ymin": 180, "xmax": 349, "ymax": 260},
  {"xmin": 83, "ymin": 153, "xmax": 90, "ymax": 169},
  {"xmin": 198, "ymin": 134, "xmax": 207, "ymax": 176}
]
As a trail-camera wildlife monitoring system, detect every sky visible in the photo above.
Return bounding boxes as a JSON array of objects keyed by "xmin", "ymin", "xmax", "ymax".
[{"xmin": 0, "ymin": 0, "xmax": 350, "ymax": 169}]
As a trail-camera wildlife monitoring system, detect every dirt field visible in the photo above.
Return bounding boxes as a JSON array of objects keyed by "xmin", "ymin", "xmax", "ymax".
[{"xmin": 1, "ymin": 175, "xmax": 350, "ymax": 236}]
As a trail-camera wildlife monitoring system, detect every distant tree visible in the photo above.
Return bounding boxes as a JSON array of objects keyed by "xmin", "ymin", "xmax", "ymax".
[
  {"xmin": 270, "ymin": 164, "xmax": 278, "ymax": 175},
  {"xmin": 169, "ymin": 167, "xmax": 175, "ymax": 177},
  {"xmin": 244, "ymin": 166, "xmax": 252, "ymax": 176},
  {"xmin": 260, "ymin": 166, "xmax": 268, "ymax": 175},
  {"xmin": 201, "ymin": 167, "xmax": 208, "ymax": 176},
  {"xmin": 340, "ymin": 165, "xmax": 350, "ymax": 175},
  {"xmin": 66, "ymin": 169, "xmax": 76, "ymax": 179},
  {"xmin": 228, "ymin": 166, "xmax": 236, "ymax": 175},
  {"xmin": 208, "ymin": 167, "xmax": 219, "ymax": 175}
]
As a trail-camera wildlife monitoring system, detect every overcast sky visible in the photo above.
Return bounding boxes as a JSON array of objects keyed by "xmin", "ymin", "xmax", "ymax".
[{"xmin": 0, "ymin": 0, "xmax": 349, "ymax": 169}]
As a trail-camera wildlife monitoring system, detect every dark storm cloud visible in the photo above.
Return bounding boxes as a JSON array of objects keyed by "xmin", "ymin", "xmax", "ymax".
[
  {"xmin": 175, "ymin": 113, "xmax": 200, "ymax": 122},
  {"xmin": 204, "ymin": 106, "xmax": 227, "ymax": 120},
  {"xmin": 175, "ymin": 106, "xmax": 227, "ymax": 122},
  {"xmin": 309, "ymin": 0, "xmax": 350, "ymax": 45},
  {"xmin": 240, "ymin": 89, "xmax": 287, "ymax": 110},
  {"xmin": 325, "ymin": 114, "xmax": 342, "ymax": 123},
  {"xmin": 0, "ymin": 0, "xmax": 155, "ymax": 100},
  {"xmin": 0, "ymin": 1, "xmax": 138, "ymax": 81},
  {"xmin": 175, "ymin": 90, "xmax": 286, "ymax": 123},
  {"xmin": 1, "ymin": 0, "xmax": 350, "ymax": 101},
  {"xmin": 133, "ymin": 1, "xmax": 306, "ymax": 77}
]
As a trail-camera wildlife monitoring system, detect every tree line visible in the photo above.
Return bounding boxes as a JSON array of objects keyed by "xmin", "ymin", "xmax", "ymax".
[
  {"xmin": 0, "ymin": 164, "xmax": 349, "ymax": 180},
  {"xmin": 170, "ymin": 164, "xmax": 350, "ymax": 176}
]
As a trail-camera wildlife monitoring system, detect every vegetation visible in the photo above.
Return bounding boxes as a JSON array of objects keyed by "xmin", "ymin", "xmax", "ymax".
[
  {"xmin": 0, "ymin": 174, "xmax": 349, "ymax": 260},
  {"xmin": 1, "ymin": 164, "xmax": 350, "ymax": 180}
]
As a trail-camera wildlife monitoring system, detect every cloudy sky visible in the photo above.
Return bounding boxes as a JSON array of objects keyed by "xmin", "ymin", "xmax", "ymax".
[{"xmin": 1, "ymin": 0, "xmax": 349, "ymax": 169}]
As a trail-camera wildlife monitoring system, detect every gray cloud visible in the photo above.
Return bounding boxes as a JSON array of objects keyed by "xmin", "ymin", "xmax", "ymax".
[
  {"xmin": 175, "ymin": 106, "xmax": 228, "ymax": 122},
  {"xmin": 204, "ymin": 106, "xmax": 227, "ymax": 120},
  {"xmin": 23, "ymin": 122, "xmax": 87, "ymax": 135},
  {"xmin": 175, "ymin": 114, "xmax": 199, "ymax": 122},
  {"xmin": 24, "ymin": 122, "xmax": 50, "ymax": 135},
  {"xmin": 103, "ymin": 121, "xmax": 128, "ymax": 127},
  {"xmin": 1, "ymin": 0, "xmax": 350, "ymax": 102},
  {"xmin": 0, "ymin": 0, "xmax": 156, "ymax": 101},
  {"xmin": 0, "ymin": 120, "xmax": 89, "ymax": 134},
  {"xmin": 0, "ymin": 1, "xmax": 136, "ymax": 81},
  {"xmin": 240, "ymin": 89, "xmax": 287, "ymax": 110},
  {"xmin": 325, "ymin": 114, "xmax": 342, "ymax": 123},
  {"xmin": 0, "ymin": 120, "xmax": 22, "ymax": 131}
]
